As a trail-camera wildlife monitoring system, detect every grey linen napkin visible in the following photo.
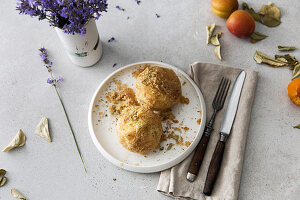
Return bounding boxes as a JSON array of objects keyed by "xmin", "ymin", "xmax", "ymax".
[{"xmin": 157, "ymin": 62, "xmax": 258, "ymax": 200}]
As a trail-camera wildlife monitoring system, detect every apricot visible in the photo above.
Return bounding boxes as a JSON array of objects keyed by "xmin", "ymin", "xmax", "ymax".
[
  {"xmin": 288, "ymin": 78, "xmax": 300, "ymax": 106},
  {"xmin": 211, "ymin": 0, "xmax": 238, "ymax": 18},
  {"xmin": 226, "ymin": 10, "xmax": 255, "ymax": 38}
]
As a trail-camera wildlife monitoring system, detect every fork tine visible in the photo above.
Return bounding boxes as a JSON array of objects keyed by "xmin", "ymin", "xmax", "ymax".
[
  {"xmin": 219, "ymin": 79, "xmax": 231, "ymax": 107},
  {"xmin": 213, "ymin": 77, "xmax": 224, "ymax": 105},
  {"xmin": 215, "ymin": 78, "xmax": 227, "ymax": 105}
]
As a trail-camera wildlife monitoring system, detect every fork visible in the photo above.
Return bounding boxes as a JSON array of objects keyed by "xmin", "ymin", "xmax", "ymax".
[{"xmin": 187, "ymin": 77, "xmax": 231, "ymax": 182}]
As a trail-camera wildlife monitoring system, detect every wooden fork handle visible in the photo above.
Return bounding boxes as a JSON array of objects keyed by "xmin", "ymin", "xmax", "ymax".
[
  {"xmin": 187, "ymin": 134, "xmax": 210, "ymax": 177},
  {"xmin": 203, "ymin": 140, "xmax": 225, "ymax": 196}
]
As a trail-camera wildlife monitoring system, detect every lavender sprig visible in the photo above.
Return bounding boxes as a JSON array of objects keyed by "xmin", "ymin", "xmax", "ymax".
[
  {"xmin": 108, "ymin": 37, "xmax": 115, "ymax": 42},
  {"xmin": 134, "ymin": 0, "xmax": 141, "ymax": 5},
  {"xmin": 16, "ymin": 0, "xmax": 108, "ymax": 36},
  {"xmin": 39, "ymin": 47, "xmax": 87, "ymax": 173},
  {"xmin": 115, "ymin": 5, "xmax": 125, "ymax": 11}
]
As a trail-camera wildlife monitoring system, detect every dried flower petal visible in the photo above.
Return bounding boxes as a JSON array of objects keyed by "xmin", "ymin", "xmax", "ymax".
[
  {"xmin": 275, "ymin": 54, "xmax": 299, "ymax": 70},
  {"xmin": 250, "ymin": 32, "xmax": 268, "ymax": 43},
  {"xmin": 258, "ymin": 2, "xmax": 281, "ymax": 21},
  {"xmin": 262, "ymin": 15, "xmax": 281, "ymax": 27},
  {"xmin": 278, "ymin": 46, "xmax": 296, "ymax": 51},
  {"xmin": 258, "ymin": 2, "xmax": 281, "ymax": 27},
  {"xmin": 294, "ymin": 124, "xmax": 300, "ymax": 129},
  {"xmin": 210, "ymin": 32, "xmax": 222, "ymax": 46},
  {"xmin": 206, "ymin": 24, "xmax": 215, "ymax": 44},
  {"xmin": 11, "ymin": 189, "xmax": 27, "ymax": 200},
  {"xmin": 2, "ymin": 129, "xmax": 26, "ymax": 152},
  {"xmin": 0, "ymin": 169, "xmax": 7, "ymax": 187},
  {"xmin": 292, "ymin": 64, "xmax": 300, "ymax": 79},
  {"xmin": 254, "ymin": 51, "xmax": 288, "ymax": 67},
  {"xmin": 0, "ymin": 177, "xmax": 7, "ymax": 187},
  {"xmin": 35, "ymin": 117, "xmax": 51, "ymax": 142},
  {"xmin": 214, "ymin": 46, "xmax": 222, "ymax": 61}
]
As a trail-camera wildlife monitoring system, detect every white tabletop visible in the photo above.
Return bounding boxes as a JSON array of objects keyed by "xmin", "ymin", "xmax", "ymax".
[{"xmin": 0, "ymin": 0, "xmax": 299, "ymax": 199}]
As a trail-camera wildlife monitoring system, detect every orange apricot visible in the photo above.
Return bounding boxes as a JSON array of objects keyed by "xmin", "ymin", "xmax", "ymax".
[
  {"xmin": 226, "ymin": 10, "xmax": 255, "ymax": 38},
  {"xmin": 288, "ymin": 78, "xmax": 300, "ymax": 106},
  {"xmin": 211, "ymin": 0, "xmax": 238, "ymax": 18}
]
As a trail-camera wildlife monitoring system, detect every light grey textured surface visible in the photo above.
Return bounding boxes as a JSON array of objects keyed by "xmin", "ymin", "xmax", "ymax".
[{"xmin": 0, "ymin": 0, "xmax": 299, "ymax": 200}]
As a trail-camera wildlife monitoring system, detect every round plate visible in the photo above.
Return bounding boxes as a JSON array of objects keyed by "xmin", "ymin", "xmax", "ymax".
[{"xmin": 88, "ymin": 61, "xmax": 206, "ymax": 173}]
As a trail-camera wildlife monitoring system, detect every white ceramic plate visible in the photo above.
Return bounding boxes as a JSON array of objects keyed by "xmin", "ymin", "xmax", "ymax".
[{"xmin": 88, "ymin": 61, "xmax": 206, "ymax": 173}]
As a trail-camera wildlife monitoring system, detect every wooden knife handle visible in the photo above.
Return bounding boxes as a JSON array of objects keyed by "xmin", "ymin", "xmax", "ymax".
[
  {"xmin": 187, "ymin": 134, "xmax": 210, "ymax": 176},
  {"xmin": 203, "ymin": 140, "xmax": 225, "ymax": 196}
]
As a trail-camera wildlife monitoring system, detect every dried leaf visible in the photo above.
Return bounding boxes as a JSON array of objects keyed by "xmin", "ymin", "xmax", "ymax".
[
  {"xmin": 206, "ymin": 24, "xmax": 215, "ymax": 44},
  {"xmin": 210, "ymin": 32, "xmax": 222, "ymax": 46},
  {"xmin": 2, "ymin": 130, "xmax": 26, "ymax": 152},
  {"xmin": 294, "ymin": 124, "xmax": 300, "ymax": 129},
  {"xmin": 254, "ymin": 51, "xmax": 288, "ymax": 67},
  {"xmin": 258, "ymin": 2, "xmax": 281, "ymax": 21},
  {"xmin": 250, "ymin": 32, "xmax": 268, "ymax": 43},
  {"xmin": 242, "ymin": 2, "xmax": 262, "ymax": 23},
  {"xmin": 278, "ymin": 46, "xmax": 296, "ymax": 51},
  {"xmin": 11, "ymin": 189, "xmax": 27, "ymax": 200},
  {"xmin": 292, "ymin": 64, "xmax": 300, "ymax": 79},
  {"xmin": 35, "ymin": 117, "xmax": 51, "ymax": 142},
  {"xmin": 214, "ymin": 45, "xmax": 222, "ymax": 61}
]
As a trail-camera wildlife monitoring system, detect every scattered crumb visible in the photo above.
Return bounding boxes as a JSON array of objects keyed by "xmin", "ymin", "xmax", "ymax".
[
  {"xmin": 173, "ymin": 127, "xmax": 182, "ymax": 133},
  {"xmin": 134, "ymin": 163, "xmax": 140, "ymax": 166},
  {"xmin": 182, "ymin": 81, "xmax": 187, "ymax": 86},
  {"xmin": 95, "ymin": 105, "xmax": 99, "ymax": 108},
  {"xmin": 185, "ymin": 141, "xmax": 191, "ymax": 147},
  {"xmin": 180, "ymin": 96, "xmax": 190, "ymax": 104},
  {"xmin": 197, "ymin": 118, "xmax": 201, "ymax": 125},
  {"xmin": 120, "ymin": 162, "xmax": 124, "ymax": 166},
  {"xmin": 113, "ymin": 178, "xmax": 117, "ymax": 181},
  {"xmin": 158, "ymin": 108, "xmax": 176, "ymax": 122},
  {"xmin": 166, "ymin": 143, "xmax": 174, "ymax": 151},
  {"xmin": 183, "ymin": 127, "xmax": 189, "ymax": 131},
  {"xmin": 176, "ymin": 136, "xmax": 184, "ymax": 145}
]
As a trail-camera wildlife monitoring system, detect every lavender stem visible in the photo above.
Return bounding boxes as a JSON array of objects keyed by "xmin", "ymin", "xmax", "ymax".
[{"xmin": 53, "ymin": 85, "xmax": 87, "ymax": 173}]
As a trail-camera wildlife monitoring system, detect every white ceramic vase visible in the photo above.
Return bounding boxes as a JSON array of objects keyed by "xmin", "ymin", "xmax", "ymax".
[{"xmin": 55, "ymin": 19, "xmax": 102, "ymax": 67}]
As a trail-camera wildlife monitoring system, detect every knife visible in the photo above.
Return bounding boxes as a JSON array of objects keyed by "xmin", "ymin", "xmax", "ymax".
[{"xmin": 203, "ymin": 71, "xmax": 246, "ymax": 196}]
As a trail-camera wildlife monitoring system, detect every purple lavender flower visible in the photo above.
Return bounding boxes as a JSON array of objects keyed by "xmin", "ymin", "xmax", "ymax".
[
  {"xmin": 108, "ymin": 37, "xmax": 115, "ymax": 42},
  {"xmin": 16, "ymin": 0, "xmax": 108, "ymax": 36},
  {"xmin": 40, "ymin": 53, "xmax": 47, "ymax": 60},
  {"xmin": 116, "ymin": 5, "xmax": 125, "ymax": 11},
  {"xmin": 47, "ymin": 78, "xmax": 53, "ymax": 84},
  {"xmin": 135, "ymin": 0, "xmax": 141, "ymax": 5},
  {"xmin": 57, "ymin": 76, "xmax": 63, "ymax": 82}
]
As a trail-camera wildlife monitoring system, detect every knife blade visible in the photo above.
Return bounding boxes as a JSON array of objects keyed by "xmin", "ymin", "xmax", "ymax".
[
  {"xmin": 203, "ymin": 71, "xmax": 246, "ymax": 196},
  {"xmin": 219, "ymin": 71, "xmax": 246, "ymax": 136}
]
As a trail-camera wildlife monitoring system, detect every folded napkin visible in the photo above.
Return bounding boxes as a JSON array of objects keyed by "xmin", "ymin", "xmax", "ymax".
[{"xmin": 157, "ymin": 62, "xmax": 258, "ymax": 200}]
